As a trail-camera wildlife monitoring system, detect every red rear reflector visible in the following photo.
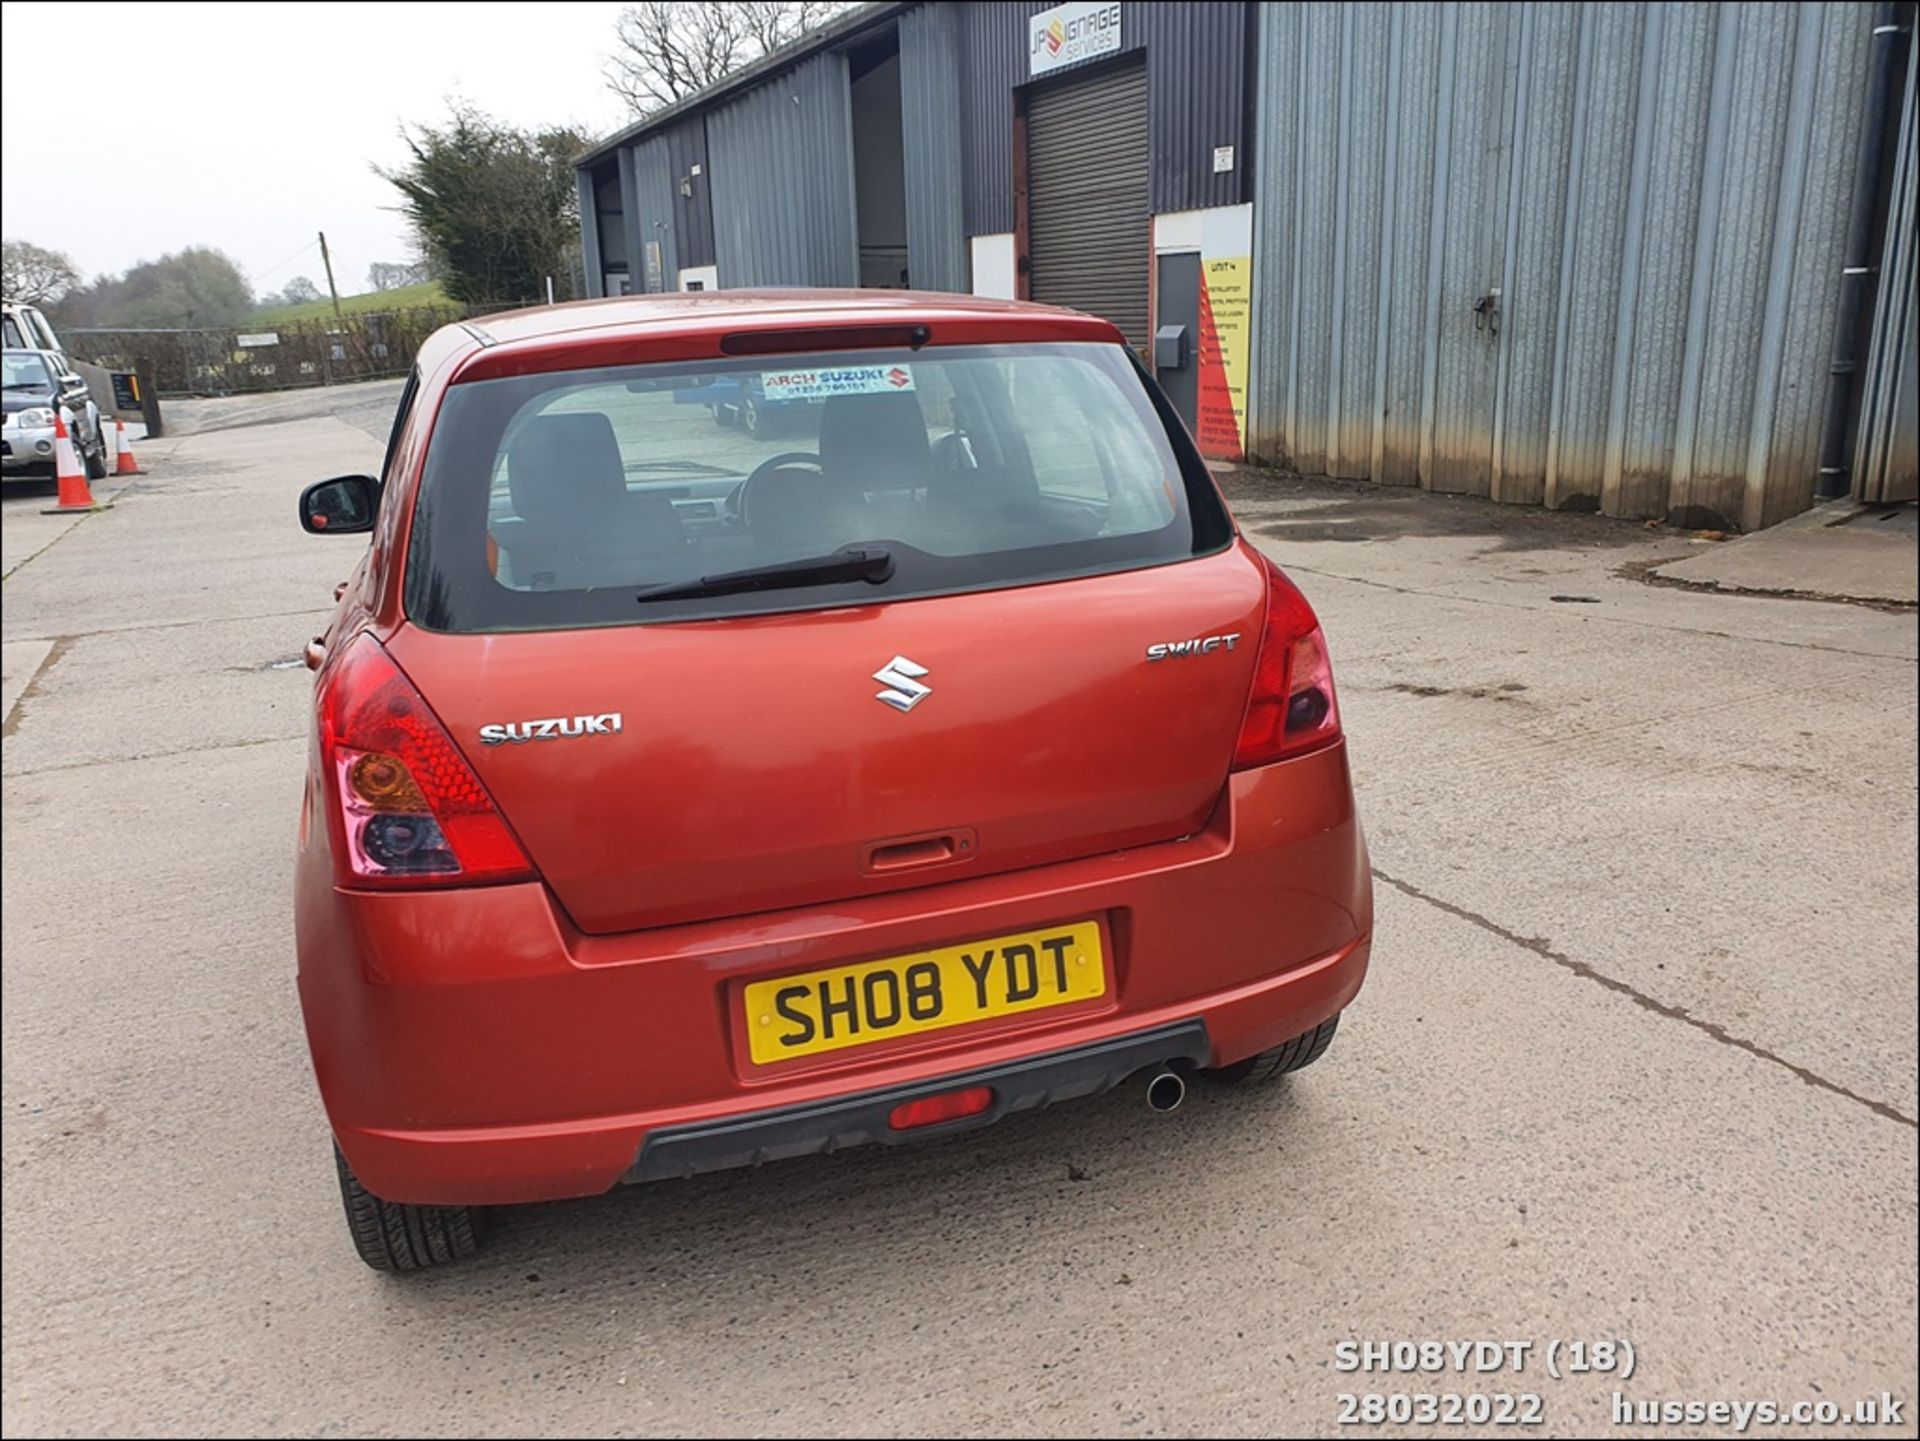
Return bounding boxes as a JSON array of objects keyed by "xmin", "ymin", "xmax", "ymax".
[{"xmin": 888, "ymin": 1086, "xmax": 994, "ymax": 1132}]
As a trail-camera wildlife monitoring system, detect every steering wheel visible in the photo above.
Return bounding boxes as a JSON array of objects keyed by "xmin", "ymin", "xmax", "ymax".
[
  {"xmin": 735, "ymin": 451, "xmax": 824, "ymax": 527},
  {"xmin": 932, "ymin": 432, "xmax": 978, "ymax": 474}
]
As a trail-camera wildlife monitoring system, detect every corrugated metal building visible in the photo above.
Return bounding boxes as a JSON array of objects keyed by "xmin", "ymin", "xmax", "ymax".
[{"xmin": 577, "ymin": 0, "xmax": 1915, "ymax": 530}]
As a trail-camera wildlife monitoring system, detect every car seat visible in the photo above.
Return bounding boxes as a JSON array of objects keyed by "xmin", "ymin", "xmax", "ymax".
[{"xmin": 492, "ymin": 413, "xmax": 683, "ymax": 589}]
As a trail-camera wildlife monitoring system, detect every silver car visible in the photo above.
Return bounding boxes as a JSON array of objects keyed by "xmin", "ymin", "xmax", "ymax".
[{"xmin": 2, "ymin": 348, "xmax": 107, "ymax": 480}]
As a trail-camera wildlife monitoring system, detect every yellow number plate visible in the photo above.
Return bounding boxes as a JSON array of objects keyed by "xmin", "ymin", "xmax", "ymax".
[{"xmin": 742, "ymin": 920, "xmax": 1106, "ymax": 1065}]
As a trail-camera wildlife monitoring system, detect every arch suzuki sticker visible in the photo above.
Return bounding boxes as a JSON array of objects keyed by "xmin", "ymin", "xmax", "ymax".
[{"xmin": 761, "ymin": 365, "xmax": 915, "ymax": 401}]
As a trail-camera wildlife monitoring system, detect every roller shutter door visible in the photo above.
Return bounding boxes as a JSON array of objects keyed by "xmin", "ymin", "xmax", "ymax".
[{"xmin": 1026, "ymin": 60, "xmax": 1150, "ymax": 349}]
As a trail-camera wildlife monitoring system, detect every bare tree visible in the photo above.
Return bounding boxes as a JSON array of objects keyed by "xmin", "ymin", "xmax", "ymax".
[
  {"xmin": 366, "ymin": 260, "xmax": 426, "ymax": 292},
  {"xmin": 605, "ymin": 1, "xmax": 851, "ymax": 116},
  {"xmin": 2, "ymin": 238, "xmax": 82, "ymax": 306},
  {"xmin": 281, "ymin": 275, "xmax": 322, "ymax": 303}
]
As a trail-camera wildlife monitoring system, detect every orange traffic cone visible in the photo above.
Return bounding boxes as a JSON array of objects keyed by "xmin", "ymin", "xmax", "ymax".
[
  {"xmin": 113, "ymin": 417, "xmax": 141, "ymax": 475},
  {"xmin": 40, "ymin": 411, "xmax": 109, "ymax": 515}
]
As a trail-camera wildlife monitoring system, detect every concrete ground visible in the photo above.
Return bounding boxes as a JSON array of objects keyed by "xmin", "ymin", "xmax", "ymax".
[
  {"xmin": 3, "ymin": 380, "xmax": 1915, "ymax": 1438},
  {"xmin": 1651, "ymin": 500, "xmax": 1918, "ymax": 607}
]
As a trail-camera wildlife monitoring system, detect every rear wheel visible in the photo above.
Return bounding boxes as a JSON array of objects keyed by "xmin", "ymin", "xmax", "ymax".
[
  {"xmin": 1202, "ymin": 1014, "xmax": 1341, "ymax": 1086},
  {"xmin": 83, "ymin": 434, "xmax": 108, "ymax": 480},
  {"xmin": 333, "ymin": 1144, "xmax": 485, "ymax": 1271}
]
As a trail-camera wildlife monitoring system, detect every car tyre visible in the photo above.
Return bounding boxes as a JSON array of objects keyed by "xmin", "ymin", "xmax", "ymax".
[
  {"xmin": 334, "ymin": 1144, "xmax": 485, "ymax": 1271},
  {"xmin": 83, "ymin": 435, "xmax": 108, "ymax": 481},
  {"xmin": 1201, "ymin": 1013, "xmax": 1341, "ymax": 1086}
]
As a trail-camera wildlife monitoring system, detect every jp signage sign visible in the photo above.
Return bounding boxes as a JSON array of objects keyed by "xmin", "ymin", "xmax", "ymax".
[{"xmin": 1029, "ymin": 0, "xmax": 1121, "ymax": 78}]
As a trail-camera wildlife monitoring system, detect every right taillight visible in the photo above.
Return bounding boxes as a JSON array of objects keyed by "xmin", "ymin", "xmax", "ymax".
[
  {"xmin": 1232, "ymin": 554, "xmax": 1343, "ymax": 770},
  {"xmin": 316, "ymin": 634, "xmax": 534, "ymax": 888}
]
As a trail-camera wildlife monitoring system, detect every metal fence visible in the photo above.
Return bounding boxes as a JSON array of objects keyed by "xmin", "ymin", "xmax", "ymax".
[{"xmin": 61, "ymin": 305, "xmax": 498, "ymax": 396}]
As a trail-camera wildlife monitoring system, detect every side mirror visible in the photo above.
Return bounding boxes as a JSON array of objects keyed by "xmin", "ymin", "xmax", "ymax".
[{"xmin": 299, "ymin": 474, "xmax": 379, "ymax": 534}]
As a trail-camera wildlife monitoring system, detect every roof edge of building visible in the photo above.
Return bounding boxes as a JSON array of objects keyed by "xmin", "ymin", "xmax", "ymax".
[{"xmin": 575, "ymin": 0, "xmax": 915, "ymax": 170}]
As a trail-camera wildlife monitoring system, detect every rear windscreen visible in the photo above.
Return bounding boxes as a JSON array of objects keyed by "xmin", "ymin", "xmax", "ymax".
[{"xmin": 406, "ymin": 342, "xmax": 1232, "ymax": 632}]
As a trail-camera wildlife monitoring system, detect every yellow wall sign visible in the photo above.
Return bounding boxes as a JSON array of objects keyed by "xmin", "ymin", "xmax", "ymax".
[{"xmin": 1196, "ymin": 254, "xmax": 1251, "ymax": 459}]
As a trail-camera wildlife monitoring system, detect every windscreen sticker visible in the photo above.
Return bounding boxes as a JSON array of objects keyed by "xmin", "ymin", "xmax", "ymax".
[{"xmin": 760, "ymin": 364, "xmax": 915, "ymax": 401}]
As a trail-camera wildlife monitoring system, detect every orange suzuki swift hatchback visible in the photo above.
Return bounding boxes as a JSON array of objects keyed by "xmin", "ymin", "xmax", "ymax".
[{"xmin": 295, "ymin": 292, "xmax": 1371, "ymax": 1269}]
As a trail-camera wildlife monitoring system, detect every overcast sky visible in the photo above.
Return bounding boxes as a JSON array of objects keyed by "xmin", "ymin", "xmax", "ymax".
[{"xmin": 0, "ymin": 0, "xmax": 634, "ymax": 296}]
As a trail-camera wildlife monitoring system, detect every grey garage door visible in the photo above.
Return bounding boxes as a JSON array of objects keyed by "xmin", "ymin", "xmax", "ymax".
[{"xmin": 1026, "ymin": 59, "xmax": 1150, "ymax": 350}]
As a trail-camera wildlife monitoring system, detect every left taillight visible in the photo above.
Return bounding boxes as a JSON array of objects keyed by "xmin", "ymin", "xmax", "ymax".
[
  {"xmin": 1232, "ymin": 552, "xmax": 1343, "ymax": 770},
  {"xmin": 316, "ymin": 635, "xmax": 534, "ymax": 888}
]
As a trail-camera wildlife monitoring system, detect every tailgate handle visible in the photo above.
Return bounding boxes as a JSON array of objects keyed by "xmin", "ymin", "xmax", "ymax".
[{"xmin": 864, "ymin": 829, "xmax": 976, "ymax": 874}]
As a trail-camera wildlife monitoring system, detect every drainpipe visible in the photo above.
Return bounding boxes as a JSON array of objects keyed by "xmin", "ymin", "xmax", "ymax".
[{"xmin": 1817, "ymin": 0, "xmax": 1914, "ymax": 501}]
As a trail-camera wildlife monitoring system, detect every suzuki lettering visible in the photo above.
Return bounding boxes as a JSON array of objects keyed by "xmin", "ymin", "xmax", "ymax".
[{"xmin": 478, "ymin": 713, "xmax": 624, "ymax": 745}]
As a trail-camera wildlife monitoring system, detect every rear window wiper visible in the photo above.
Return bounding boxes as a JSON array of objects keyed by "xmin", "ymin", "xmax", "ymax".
[{"xmin": 635, "ymin": 546, "xmax": 895, "ymax": 604}]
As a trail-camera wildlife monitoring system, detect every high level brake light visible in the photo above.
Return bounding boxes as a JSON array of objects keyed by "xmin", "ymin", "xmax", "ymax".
[
  {"xmin": 1231, "ymin": 552, "xmax": 1343, "ymax": 770},
  {"xmin": 317, "ymin": 636, "xmax": 533, "ymax": 887}
]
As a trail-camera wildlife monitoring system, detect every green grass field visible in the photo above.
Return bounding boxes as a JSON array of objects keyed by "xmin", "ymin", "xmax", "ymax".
[{"xmin": 249, "ymin": 281, "xmax": 455, "ymax": 326}]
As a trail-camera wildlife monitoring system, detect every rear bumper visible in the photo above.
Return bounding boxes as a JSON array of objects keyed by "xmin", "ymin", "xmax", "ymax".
[
  {"xmin": 298, "ymin": 744, "xmax": 1372, "ymax": 1206},
  {"xmin": 630, "ymin": 1020, "xmax": 1212, "ymax": 1182}
]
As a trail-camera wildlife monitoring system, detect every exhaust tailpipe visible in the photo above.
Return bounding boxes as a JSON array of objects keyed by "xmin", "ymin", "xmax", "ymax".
[{"xmin": 1145, "ymin": 1068, "xmax": 1186, "ymax": 1113}]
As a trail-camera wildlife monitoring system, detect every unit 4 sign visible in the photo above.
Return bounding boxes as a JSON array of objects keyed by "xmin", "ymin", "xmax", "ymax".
[{"xmin": 1029, "ymin": 0, "xmax": 1122, "ymax": 77}]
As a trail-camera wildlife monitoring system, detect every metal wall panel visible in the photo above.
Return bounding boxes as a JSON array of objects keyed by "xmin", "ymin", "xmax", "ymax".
[
  {"xmin": 1333, "ymin": 4, "xmax": 1390, "ymax": 479},
  {"xmin": 706, "ymin": 51, "xmax": 860, "ymax": 288},
  {"xmin": 1493, "ymin": 1, "xmax": 1578, "ymax": 505},
  {"xmin": 901, "ymin": 2, "xmax": 968, "ymax": 290},
  {"xmin": 957, "ymin": 1, "xmax": 1251, "ymax": 237},
  {"xmin": 958, "ymin": 2, "xmax": 1027, "ymax": 235},
  {"xmin": 1287, "ymin": 5, "xmax": 1340, "ymax": 477},
  {"xmin": 1542, "ymin": 2, "xmax": 1641, "ymax": 510},
  {"xmin": 1426, "ymin": 2, "xmax": 1514, "ymax": 496},
  {"xmin": 1760, "ymin": 0, "xmax": 1872, "ymax": 527},
  {"xmin": 1680, "ymin": 6, "xmax": 1802, "ymax": 527},
  {"xmin": 1382, "ymin": 2, "xmax": 1443, "ymax": 484},
  {"xmin": 1855, "ymin": 30, "xmax": 1918, "ymax": 504},
  {"xmin": 616, "ymin": 146, "xmax": 647, "ymax": 295},
  {"xmin": 664, "ymin": 118, "xmax": 716, "ymax": 270},
  {"xmin": 1142, "ymin": 1, "xmax": 1252, "ymax": 214},
  {"xmin": 630, "ymin": 134, "xmax": 679, "ymax": 290},
  {"xmin": 578, "ymin": 171, "xmax": 605, "ymax": 297},
  {"xmin": 1249, "ymin": 0, "xmax": 1882, "ymax": 529},
  {"xmin": 1611, "ymin": 3, "xmax": 1715, "ymax": 517}
]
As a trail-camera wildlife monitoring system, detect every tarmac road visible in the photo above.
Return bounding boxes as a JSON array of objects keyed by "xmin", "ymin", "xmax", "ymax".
[{"xmin": 2, "ymin": 381, "xmax": 1914, "ymax": 1437}]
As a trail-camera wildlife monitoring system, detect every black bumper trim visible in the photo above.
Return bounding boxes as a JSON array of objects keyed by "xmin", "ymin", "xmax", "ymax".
[{"xmin": 627, "ymin": 1020, "xmax": 1211, "ymax": 1183}]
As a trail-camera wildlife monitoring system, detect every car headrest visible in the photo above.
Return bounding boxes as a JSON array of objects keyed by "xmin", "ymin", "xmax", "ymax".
[
  {"xmin": 506, "ymin": 413, "xmax": 629, "ymax": 530},
  {"xmin": 818, "ymin": 391, "xmax": 930, "ymax": 492}
]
